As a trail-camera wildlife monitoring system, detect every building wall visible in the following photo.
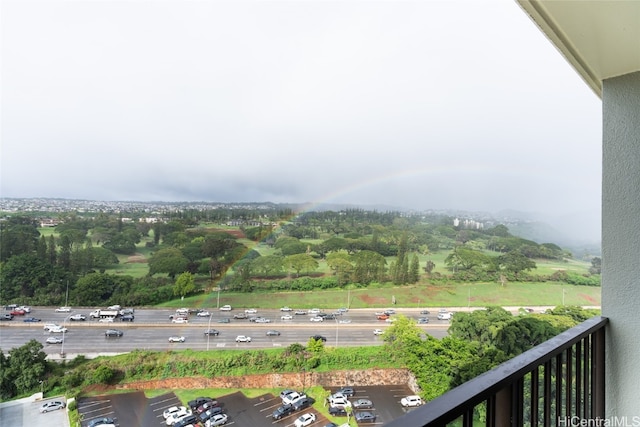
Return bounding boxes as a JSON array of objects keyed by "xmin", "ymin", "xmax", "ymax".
[{"xmin": 602, "ymin": 71, "xmax": 640, "ymax": 416}]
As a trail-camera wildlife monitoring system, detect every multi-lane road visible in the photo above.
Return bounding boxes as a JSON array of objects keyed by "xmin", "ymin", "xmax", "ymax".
[{"xmin": 0, "ymin": 307, "xmax": 451, "ymax": 358}]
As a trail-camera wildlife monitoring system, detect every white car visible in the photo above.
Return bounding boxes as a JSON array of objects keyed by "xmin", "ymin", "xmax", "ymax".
[
  {"xmin": 254, "ymin": 317, "xmax": 271, "ymax": 323},
  {"xmin": 280, "ymin": 306, "xmax": 292, "ymax": 312},
  {"xmin": 69, "ymin": 313, "xmax": 86, "ymax": 321},
  {"xmin": 197, "ymin": 311, "xmax": 211, "ymax": 317},
  {"xmin": 437, "ymin": 312, "xmax": 452, "ymax": 320},
  {"xmin": 282, "ymin": 391, "xmax": 303, "ymax": 405},
  {"xmin": 309, "ymin": 308, "xmax": 321, "ymax": 314},
  {"xmin": 176, "ymin": 308, "xmax": 189, "ymax": 315},
  {"xmin": 281, "ymin": 314, "xmax": 293, "ymax": 320},
  {"xmin": 235, "ymin": 335, "xmax": 251, "ymax": 342},
  {"xmin": 373, "ymin": 329, "xmax": 384, "ymax": 335},
  {"xmin": 172, "ymin": 318, "xmax": 188, "ymax": 324},
  {"xmin": 43, "ymin": 323, "xmax": 59, "ymax": 331},
  {"xmin": 163, "ymin": 406, "xmax": 188, "ymax": 419},
  {"xmin": 386, "ymin": 317, "xmax": 397, "ymax": 323},
  {"xmin": 165, "ymin": 407, "xmax": 191, "ymax": 425},
  {"xmin": 107, "ymin": 305, "xmax": 121, "ymax": 311},
  {"xmin": 310, "ymin": 316, "xmax": 324, "ymax": 322},
  {"xmin": 98, "ymin": 317, "xmax": 114, "ymax": 323},
  {"xmin": 168, "ymin": 336, "xmax": 185, "ymax": 343},
  {"xmin": 328, "ymin": 393, "xmax": 351, "ymax": 408},
  {"xmin": 46, "ymin": 336, "xmax": 63, "ymax": 344},
  {"xmin": 244, "ymin": 308, "xmax": 257, "ymax": 314},
  {"xmin": 205, "ymin": 413, "xmax": 229, "ymax": 427},
  {"xmin": 40, "ymin": 400, "xmax": 66, "ymax": 412},
  {"xmin": 219, "ymin": 305, "xmax": 232, "ymax": 311},
  {"xmin": 55, "ymin": 307, "xmax": 71, "ymax": 312},
  {"xmin": 49, "ymin": 326, "xmax": 68, "ymax": 333},
  {"xmin": 400, "ymin": 395, "xmax": 423, "ymax": 407},
  {"xmin": 294, "ymin": 413, "xmax": 316, "ymax": 427}
]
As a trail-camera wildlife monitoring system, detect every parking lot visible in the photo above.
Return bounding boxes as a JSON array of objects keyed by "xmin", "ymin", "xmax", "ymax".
[{"xmin": 76, "ymin": 385, "xmax": 418, "ymax": 427}]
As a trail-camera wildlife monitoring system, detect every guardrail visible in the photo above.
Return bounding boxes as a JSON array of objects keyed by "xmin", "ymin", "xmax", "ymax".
[{"xmin": 384, "ymin": 316, "xmax": 608, "ymax": 427}]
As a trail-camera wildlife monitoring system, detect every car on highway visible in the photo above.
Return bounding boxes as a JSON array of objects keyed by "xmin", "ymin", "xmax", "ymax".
[
  {"xmin": 418, "ymin": 317, "xmax": 429, "ymax": 324},
  {"xmin": 309, "ymin": 308, "xmax": 321, "ymax": 314},
  {"xmin": 204, "ymin": 413, "xmax": 228, "ymax": 427},
  {"xmin": 294, "ymin": 413, "xmax": 316, "ymax": 427},
  {"xmin": 49, "ymin": 326, "xmax": 68, "ymax": 333},
  {"xmin": 272, "ymin": 404, "xmax": 295, "ymax": 420},
  {"xmin": 376, "ymin": 314, "xmax": 389, "ymax": 320},
  {"xmin": 233, "ymin": 312, "xmax": 247, "ymax": 319},
  {"xmin": 281, "ymin": 314, "xmax": 293, "ymax": 320},
  {"xmin": 310, "ymin": 316, "xmax": 324, "ymax": 322},
  {"xmin": 310, "ymin": 335, "xmax": 327, "ymax": 342},
  {"xmin": 43, "ymin": 323, "xmax": 59, "ymax": 331},
  {"xmin": 219, "ymin": 305, "xmax": 232, "ymax": 311},
  {"xmin": 40, "ymin": 400, "xmax": 66, "ymax": 412},
  {"xmin": 384, "ymin": 309, "xmax": 396, "ymax": 315},
  {"xmin": 400, "ymin": 395, "xmax": 423, "ymax": 407},
  {"xmin": 373, "ymin": 329, "xmax": 383, "ymax": 335},
  {"xmin": 55, "ymin": 306, "xmax": 71, "ymax": 312},
  {"xmin": 10, "ymin": 308, "xmax": 26, "ymax": 315},
  {"xmin": 244, "ymin": 308, "xmax": 257, "ymax": 314},
  {"xmin": 98, "ymin": 317, "xmax": 114, "ymax": 323},
  {"xmin": 105, "ymin": 329, "xmax": 123, "ymax": 337},
  {"xmin": 197, "ymin": 311, "xmax": 211, "ymax": 317},
  {"xmin": 23, "ymin": 317, "xmax": 41, "ymax": 322},
  {"xmin": 420, "ymin": 309, "xmax": 430, "ymax": 315},
  {"xmin": 120, "ymin": 314, "xmax": 135, "ymax": 322},
  {"xmin": 355, "ymin": 411, "xmax": 377, "ymax": 423},
  {"xmin": 254, "ymin": 317, "xmax": 271, "ymax": 323},
  {"xmin": 69, "ymin": 313, "xmax": 86, "ymax": 321},
  {"xmin": 168, "ymin": 336, "xmax": 186, "ymax": 343},
  {"xmin": 217, "ymin": 318, "xmax": 230, "ymax": 323},
  {"xmin": 294, "ymin": 310, "xmax": 307, "ymax": 315},
  {"xmin": 235, "ymin": 335, "xmax": 251, "ymax": 342},
  {"xmin": 1, "ymin": 314, "xmax": 13, "ymax": 321},
  {"xmin": 352, "ymin": 398, "xmax": 373, "ymax": 409},
  {"xmin": 280, "ymin": 306, "xmax": 292, "ymax": 311},
  {"xmin": 266, "ymin": 330, "xmax": 281, "ymax": 336},
  {"xmin": 172, "ymin": 317, "xmax": 188, "ymax": 324},
  {"xmin": 46, "ymin": 336, "xmax": 64, "ymax": 344},
  {"xmin": 87, "ymin": 417, "xmax": 116, "ymax": 427},
  {"xmin": 163, "ymin": 406, "xmax": 189, "ymax": 419},
  {"xmin": 204, "ymin": 329, "xmax": 220, "ymax": 336},
  {"xmin": 437, "ymin": 311, "xmax": 452, "ymax": 320}
]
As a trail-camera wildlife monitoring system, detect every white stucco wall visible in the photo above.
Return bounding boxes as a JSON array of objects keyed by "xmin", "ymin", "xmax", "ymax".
[{"xmin": 602, "ymin": 71, "xmax": 640, "ymax": 416}]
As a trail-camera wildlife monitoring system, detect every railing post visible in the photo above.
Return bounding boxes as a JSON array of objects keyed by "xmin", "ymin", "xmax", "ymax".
[
  {"xmin": 592, "ymin": 326, "xmax": 605, "ymax": 418},
  {"xmin": 495, "ymin": 385, "xmax": 512, "ymax": 427}
]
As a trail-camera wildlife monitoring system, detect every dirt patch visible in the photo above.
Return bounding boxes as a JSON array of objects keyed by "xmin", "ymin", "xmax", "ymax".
[
  {"xmin": 206, "ymin": 228, "xmax": 247, "ymax": 239},
  {"xmin": 113, "ymin": 368, "xmax": 418, "ymax": 393},
  {"xmin": 579, "ymin": 293, "xmax": 599, "ymax": 304},
  {"xmin": 126, "ymin": 254, "xmax": 147, "ymax": 264},
  {"xmin": 358, "ymin": 295, "xmax": 388, "ymax": 305}
]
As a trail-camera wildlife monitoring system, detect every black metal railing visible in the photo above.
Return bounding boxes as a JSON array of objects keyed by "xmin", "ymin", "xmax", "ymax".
[{"xmin": 384, "ymin": 316, "xmax": 607, "ymax": 427}]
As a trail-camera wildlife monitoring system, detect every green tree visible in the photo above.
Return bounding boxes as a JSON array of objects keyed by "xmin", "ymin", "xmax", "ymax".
[
  {"xmin": 251, "ymin": 255, "xmax": 284, "ymax": 276},
  {"xmin": 74, "ymin": 273, "xmax": 118, "ymax": 305},
  {"xmin": 3, "ymin": 340, "xmax": 48, "ymax": 399},
  {"xmin": 174, "ymin": 272, "xmax": 196, "ymax": 298},
  {"xmin": 326, "ymin": 251, "xmax": 353, "ymax": 287},
  {"xmin": 409, "ymin": 253, "xmax": 420, "ymax": 283},
  {"xmin": 284, "ymin": 254, "xmax": 318, "ymax": 277},
  {"xmin": 445, "ymin": 246, "xmax": 491, "ymax": 272},
  {"xmin": 497, "ymin": 250, "xmax": 537, "ymax": 279},
  {"xmin": 148, "ymin": 248, "xmax": 189, "ymax": 279},
  {"xmin": 352, "ymin": 250, "xmax": 386, "ymax": 284}
]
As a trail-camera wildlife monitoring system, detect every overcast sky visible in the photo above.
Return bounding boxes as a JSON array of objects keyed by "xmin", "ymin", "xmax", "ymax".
[{"xmin": 1, "ymin": 0, "xmax": 601, "ymax": 240}]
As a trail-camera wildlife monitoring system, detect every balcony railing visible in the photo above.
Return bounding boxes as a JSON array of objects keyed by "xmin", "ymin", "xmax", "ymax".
[{"xmin": 384, "ymin": 316, "xmax": 608, "ymax": 427}]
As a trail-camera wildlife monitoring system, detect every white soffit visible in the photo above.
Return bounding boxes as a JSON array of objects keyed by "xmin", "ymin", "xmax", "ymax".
[{"xmin": 516, "ymin": 0, "xmax": 640, "ymax": 98}]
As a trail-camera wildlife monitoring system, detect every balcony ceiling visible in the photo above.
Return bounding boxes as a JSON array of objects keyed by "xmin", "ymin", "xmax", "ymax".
[{"xmin": 516, "ymin": 0, "xmax": 640, "ymax": 98}]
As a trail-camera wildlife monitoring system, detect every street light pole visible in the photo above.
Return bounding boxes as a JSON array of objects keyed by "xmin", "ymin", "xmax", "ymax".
[
  {"xmin": 60, "ymin": 314, "xmax": 70, "ymax": 358},
  {"xmin": 207, "ymin": 310, "xmax": 212, "ymax": 351}
]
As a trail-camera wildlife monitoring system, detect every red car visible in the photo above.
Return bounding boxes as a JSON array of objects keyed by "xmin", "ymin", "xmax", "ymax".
[{"xmin": 10, "ymin": 309, "xmax": 26, "ymax": 316}]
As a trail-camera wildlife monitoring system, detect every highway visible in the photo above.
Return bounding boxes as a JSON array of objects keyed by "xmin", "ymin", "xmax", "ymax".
[{"xmin": 0, "ymin": 307, "xmax": 451, "ymax": 357}]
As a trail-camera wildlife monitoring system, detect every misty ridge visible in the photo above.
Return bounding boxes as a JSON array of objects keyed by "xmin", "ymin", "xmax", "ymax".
[{"xmin": 0, "ymin": 197, "xmax": 601, "ymax": 258}]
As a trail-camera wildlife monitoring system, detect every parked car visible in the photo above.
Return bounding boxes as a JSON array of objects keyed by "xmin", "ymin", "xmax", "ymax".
[
  {"xmin": 292, "ymin": 396, "xmax": 316, "ymax": 411},
  {"xmin": 174, "ymin": 414, "xmax": 198, "ymax": 427},
  {"xmin": 310, "ymin": 335, "xmax": 327, "ymax": 342},
  {"xmin": 352, "ymin": 398, "xmax": 373, "ymax": 409},
  {"xmin": 272, "ymin": 404, "xmax": 295, "ymax": 420},
  {"xmin": 400, "ymin": 395, "xmax": 423, "ymax": 407},
  {"xmin": 328, "ymin": 394, "xmax": 351, "ymax": 408},
  {"xmin": 23, "ymin": 317, "xmax": 41, "ymax": 322},
  {"xmin": 280, "ymin": 389, "xmax": 297, "ymax": 399},
  {"xmin": 205, "ymin": 413, "xmax": 228, "ymax": 427},
  {"xmin": 219, "ymin": 305, "xmax": 232, "ymax": 311},
  {"xmin": 266, "ymin": 330, "xmax": 281, "ymax": 336},
  {"xmin": 166, "ymin": 407, "xmax": 192, "ymax": 425},
  {"xmin": 168, "ymin": 336, "xmax": 186, "ymax": 343},
  {"xmin": 55, "ymin": 307, "xmax": 71, "ymax": 312},
  {"xmin": 40, "ymin": 400, "xmax": 66, "ymax": 413},
  {"xmin": 204, "ymin": 329, "xmax": 220, "ymax": 336},
  {"xmin": 197, "ymin": 311, "xmax": 211, "ymax": 317},
  {"xmin": 198, "ymin": 407, "xmax": 224, "ymax": 423},
  {"xmin": 355, "ymin": 411, "xmax": 377, "ymax": 423},
  {"xmin": 294, "ymin": 413, "xmax": 316, "ymax": 427},
  {"xmin": 69, "ymin": 314, "xmax": 86, "ymax": 321},
  {"xmin": 87, "ymin": 417, "xmax": 116, "ymax": 427},
  {"xmin": 282, "ymin": 391, "xmax": 303, "ymax": 405},
  {"xmin": 46, "ymin": 336, "xmax": 64, "ymax": 344},
  {"xmin": 235, "ymin": 335, "xmax": 251, "ymax": 342},
  {"xmin": 188, "ymin": 397, "xmax": 215, "ymax": 411},
  {"xmin": 105, "ymin": 329, "xmax": 123, "ymax": 337},
  {"xmin": 195, "ymin": 401, "xmax": 219, "ymax": 414},
  {"xmin": 336, "ymin": 386, "xmax": 355, "ymax": 397},
  {"xmin": 281, "ymin": 314, "xmax": 293, "ymax": 320},
  {"xmin": 328, "ymin": 406, "xmax": 347, "ymax": 417},
  {"xmin": 163, "ymin": 406, "xmax": 188, "ymax": 419}
]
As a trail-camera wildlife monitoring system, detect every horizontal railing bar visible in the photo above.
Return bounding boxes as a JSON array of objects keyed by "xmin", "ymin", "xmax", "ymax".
[{"xmin": 383, "ymin": 316, "xmax": 608, "ymax": 427}]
